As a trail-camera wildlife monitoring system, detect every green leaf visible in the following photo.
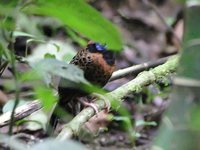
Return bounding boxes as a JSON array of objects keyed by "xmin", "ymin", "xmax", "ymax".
[
  {"xmin": 44, "ymin": 53, "xmax": 56, "ymax": 59},
  {"xmin": 23, "ymin": 0, "xmax": 122, "ymax": 51},
  {"xmin": 66, "ymin": 27, "xmax": 87, "ymax": 46},
  {"xmin": 19, "ymin": 69, "xmax": 41, "ymax": 81},
  {"xmin": 0, "ymin": 1, "xmax": 18, "ymax": 16},
  {"xmin": 34, "ymin": 86, "xmax": 57, "ymax": 111},
  {"xmin": 32, "ymin": 58, "xmax": 89, "ymax": 85}
]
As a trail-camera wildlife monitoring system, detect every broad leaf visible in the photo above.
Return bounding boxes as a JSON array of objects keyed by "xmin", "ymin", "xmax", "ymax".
[
  {"xmin": 23, "ymin": 0, "xmax": 122, "ymax": 51},
  {"xmin": 31, "ymin": 58, "xmax": 88, "ymax": 85}
]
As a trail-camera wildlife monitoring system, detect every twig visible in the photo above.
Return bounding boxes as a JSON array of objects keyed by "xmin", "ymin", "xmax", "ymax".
[
  {"xmin": 110, "ymin": 55, "xmax": 175, "ymax": 81},
  {"xmin": 56, "ymin": 55, "xmax": 179, "ymax": 140},
  {"xmin": 0, "ymin": 100, "xmax": 42, "ymax": 127}
]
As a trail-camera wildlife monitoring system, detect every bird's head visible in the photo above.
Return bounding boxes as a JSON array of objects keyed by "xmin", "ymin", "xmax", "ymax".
[{"xmin": 86, "ymin": 41, "xmax": 115, "ymax": 65}]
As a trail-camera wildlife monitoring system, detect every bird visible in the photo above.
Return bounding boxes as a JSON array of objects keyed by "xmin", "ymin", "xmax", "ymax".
[{"xmin": 49, "ymin": 41, "xmax": 115, "ymax": 131}]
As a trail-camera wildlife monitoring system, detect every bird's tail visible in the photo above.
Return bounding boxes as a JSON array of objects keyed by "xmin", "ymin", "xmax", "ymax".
[{"xmin": 47, "ymin": 99, "xmax": 81, "ymax": 135}]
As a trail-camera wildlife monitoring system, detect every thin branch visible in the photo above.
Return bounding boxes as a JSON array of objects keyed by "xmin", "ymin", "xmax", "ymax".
[
  {"xmin": 0, "ymin": 100, "xmax": 42, "ymax": 127},
  {"xmin": 110, "ymin": 55, "xmax": 175, "ymax": 81},
  {"xmin": 56, "ymin": 55, "xmax": 179, "ymax": 140}
]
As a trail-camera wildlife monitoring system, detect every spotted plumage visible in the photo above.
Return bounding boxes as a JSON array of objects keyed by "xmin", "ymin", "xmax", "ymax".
[
  {"xmin": 50, "ymin": 41, "xmax": 115, "ymax": 129},
  {"xmin": 70, "ymin": 42, "xmax": 115, "ymax": 86}
]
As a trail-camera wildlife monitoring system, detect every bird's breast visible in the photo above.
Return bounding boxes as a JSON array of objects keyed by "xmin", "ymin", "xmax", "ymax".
[
  {"xmin": 70, "ymin": 50, "xmax": 115, "ymax": 87},
  {"xmin": 83, "ymin": 53, "xmax": 115, "ymax": 86}
]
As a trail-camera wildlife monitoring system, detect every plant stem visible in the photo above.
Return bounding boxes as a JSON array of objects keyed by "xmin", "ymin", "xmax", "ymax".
[{"xmin": 8, "ymin": 31, "xmax": 20, "ymax": 135}]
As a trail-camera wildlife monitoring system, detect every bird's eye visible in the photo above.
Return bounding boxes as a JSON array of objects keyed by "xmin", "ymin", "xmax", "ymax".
[{"xmin": 95, "ymin": 43, "xmax": 106, "ymax": 51}]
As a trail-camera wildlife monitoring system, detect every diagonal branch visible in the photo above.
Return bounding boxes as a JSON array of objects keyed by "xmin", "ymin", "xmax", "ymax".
[
  {"xmin": 56, "ymin": 55, "xmax": 179, "ymax": 141},
  {"xmin": 0, "ymin": 55, "xmax": 178, "ymax": 138},
  {"xmin": 110, "ymin": 55, "xmax": 176, "ymax": 81},
  {"xmin": 0, "ymin": 56, "xmax": 176, "ymax": 127}
]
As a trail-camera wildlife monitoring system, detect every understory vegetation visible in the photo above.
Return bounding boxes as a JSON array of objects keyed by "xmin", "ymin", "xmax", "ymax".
[{"xmin": 0, "ymin": 0, "xmax": 200, "ymax": 150}]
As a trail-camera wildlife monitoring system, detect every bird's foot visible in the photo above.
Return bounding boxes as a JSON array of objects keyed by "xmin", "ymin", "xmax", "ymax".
[
  {"xmin": 79, "ymin": 99, "xmax": 99, "ymax": 115},
  {"xmin": 92, "ymin": 93, "xmax": 110, "ymax": 113}
]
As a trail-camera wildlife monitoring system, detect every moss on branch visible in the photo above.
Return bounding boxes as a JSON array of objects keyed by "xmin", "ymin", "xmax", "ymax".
[{"xmin": 57, "ymin": 55, "xmax": 179, "ymax": 141}]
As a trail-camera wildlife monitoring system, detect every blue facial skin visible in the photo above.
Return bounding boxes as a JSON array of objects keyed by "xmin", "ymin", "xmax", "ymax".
[
  {"xmin": 87, "ymin": 42, "xmax": 115, "ymax": 65},
  {"xmin": 88, "ymin": 42, "xmax": 106, "ymax": 53},
  {"xmin": 95, "ymin": 43, "xmax": 107, "ymax": 51}
]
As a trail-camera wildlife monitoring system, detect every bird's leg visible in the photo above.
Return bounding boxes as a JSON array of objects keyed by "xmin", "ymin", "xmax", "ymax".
[
  {"xmin": 79, "ymin": 97, "xmax": 99, "ymax": 115},
  {"xmin": 91, "ymin": 93, "xmax": 110, "ymax": 113}
]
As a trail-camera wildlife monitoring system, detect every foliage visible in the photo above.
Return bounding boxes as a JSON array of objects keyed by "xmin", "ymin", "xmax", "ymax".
[
  {"xmin": 2, "ymin": 0, "xmax": 199, "ymax": 149},
  {"xmin": 22, "ymin": 0, "xmax": 122, "ymax": 50},
  {"xmin": 152, "ymin": 5, "xmax": 200, "ymax": 150},
  {"xmin": 0, "ymin": 0, "xmax": 124, "ymax": 148}
]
